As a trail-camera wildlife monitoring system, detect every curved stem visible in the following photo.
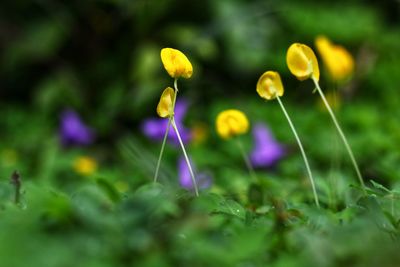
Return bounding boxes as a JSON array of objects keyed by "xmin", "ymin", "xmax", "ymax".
[
  {"xmin": 235, "ymin": 137, "xmax": 259, "ymax": 183},
  {"xmin": 171, "ymin": 118, "xmax": 199, "ymax": 196},
  {"xmin": 153, "ymin": 78, "xmax": 179, "ymax": 183},
  {"xmin": 276, "ymin": 96, "xmax": 320, "ymax": 207},
  {"xmin": 313, "ymin": 79, "xmax": 366, "ymax": 193}
]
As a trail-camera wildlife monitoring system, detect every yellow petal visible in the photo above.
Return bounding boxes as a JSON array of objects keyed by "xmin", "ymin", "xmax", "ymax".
[
  {"xmin": 216, "ymin": 109, "xmax": 249, "ymax": 139},
  {"xmin": 287, "ymin": 43, "xmax": 320, "ymax": 81},
  {"xmin": 74, "ymin": 156, "xmax": 98, "ymax": 176},
  {"xmin": 156, "ymin": 87, "xmax": 175, "ymax": 118},
  {"xmin": 315, "ymin": 36, "xmax": 354, "ymax": 81},
  {"xmin": 160, "ymin": 48, "xmax": 193, "ymax": 79},
  {"xmin": 256, "ymin": 71, "xmax": 284, "ymax": 100}
]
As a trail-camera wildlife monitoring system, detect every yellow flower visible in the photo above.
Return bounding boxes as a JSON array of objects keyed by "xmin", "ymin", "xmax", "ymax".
[
  {"xmin": 216, "ymin": 109, "xmax": 249, "ymax": 139},
  {"xmin": 256, "ymin": 71, "xmax": 284, "ymax": 100},
  {"xmin": 156, "ymin": 87, "xmax": 175, "ymax": 118},
  {"xmin": 160, "ymin": 48, "xmax": 193, "ymax": 79},
  {"xmin": 1, "ymin": 149, "xmax": 18, "ymax": 167},
  {"xmin": 286, "ymin": 43, "xmax": 320, "ymax": 81},
  {"xmin": 73, "ymin": 156, "xmax": 98, "ymax": 176},
  {"xmin": 191, "ymin": 122, "xmax": 209, "ymax": 145},
  {"xmin": 315, "ymin": 36, "xmax": 354, "ymax": 81}
]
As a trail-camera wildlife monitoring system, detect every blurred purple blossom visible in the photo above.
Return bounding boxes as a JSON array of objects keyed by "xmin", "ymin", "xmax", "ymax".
[
  {"xmin": 250, "ymin": 123, "xmax": 285, "ymax": 168},
  {"xmin": 178, "ymin": 156, "xmax": 212, "ymax": 190},
  {"xmin": 59, "ymin": 109, "xmax": 95, "ymax": 146},
  {"xmin": 141, "ymin": 99, "xmax": 191, "ymax": 145}
]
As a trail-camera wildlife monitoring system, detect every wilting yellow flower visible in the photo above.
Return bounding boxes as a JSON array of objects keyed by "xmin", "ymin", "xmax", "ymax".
[
  {"xmin": 286, "ymin": 43, "xmax": 320, "ymax": 81},
  {"xmin": 160, "ymin": 48, "xmax": 193, "ymax": 79},
  {"xmin": 74, "ymin": 156, "xmax": 98, "ymax": 176},
  {"xmin": 216, "ymin": 109, "xmax": 249, "ymax": 139},
  {"xmin": 156, "ymin": 87, "xmax": 175, "ymax": 118},
  {"xmin": 315, "ymin": 36, "xmax": 354, "ymax": 81},
  {"xmin": 256, "ymin": 71, "xmax": 284, "ymax": 100}
]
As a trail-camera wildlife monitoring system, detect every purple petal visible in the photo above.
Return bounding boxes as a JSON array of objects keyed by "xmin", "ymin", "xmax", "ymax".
[
  {"xmin": 141, "ymin": 118, "xmax": 169, "ymax": 141},
  {"xmin": 253, "ymin": 123, "xmax": 275, "ymax": 146},
  {"xmin": 178, "ymin": 157, "xmax": 212, "ymax": 190},
  {"xmin": 174, "ymin": 99, "xmax": 189, "ymax": 121},
  {"xmin": 141, "ymin": 99, "xmax": 191, "ymax": 145},
  {"xmin": 250, "ymin": 123, "xmax": 285, "ymax": 168},
  {"xmin": 170, "ymin": 121, "xmax": 191, "ymax": 144},
  {"xmin": 59, "ymin": 109, "xmax": 95, "ymax": 146}
]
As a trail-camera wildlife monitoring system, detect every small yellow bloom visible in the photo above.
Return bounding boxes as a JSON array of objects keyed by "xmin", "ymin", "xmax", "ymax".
[
  {"xmin": 156, "ymin": 87, "xmax": 175, "ymax": 118},
  {"xmin": 160, "ymin": 48, "xmax": 193, "ymax": 79},
  {"xmin": 315, "ymin": 36, "xmax": 354, "ymax": 81},
  {"xmin": 191, "ymin": 122, "xmax": 209, "ymax": 145},
  {"xmin": 286, "ymin": 43, "xmax": 320, "ymax": 81},
  {"xmin": 1, "ymin": 149, "xmax": 18, "ymax": 167},
  {"xmin": 216, "ymin": 109, "xmax": 249, "ymax": 139},
  {"xmin": 256, "ymin": 71, "xmax": 284, "ymax": 100},
  {"xmin": 73, "ymin": 156, "xmax": 98, "ymax": 176}
]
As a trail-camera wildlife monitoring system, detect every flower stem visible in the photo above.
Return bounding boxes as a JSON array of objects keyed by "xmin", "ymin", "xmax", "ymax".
[
  {"xmin": 276, "ymin": 96, "xmax": 320, "ymax": 207},
  {"xmin": 313, "ymin": 79, "xmax": 366, "ymax": 193},
  {"xmin": 153, "ymin": 118, "xmax": 172, "ymax": 183},
  {"xmin": 153, "ymin": 78, "xmax": 179, "ymax": 183},
  {"xmin": 235, "ymin": 137, "xmax": 258, "ymax": 183},
  {"xmin": 171, "ymin": 118, "xmax": 199, "ymax": 196}
]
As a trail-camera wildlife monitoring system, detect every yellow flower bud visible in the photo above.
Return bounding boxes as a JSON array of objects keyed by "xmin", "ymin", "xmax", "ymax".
[
  {"xmin": 216, "ymin": 109, "xmax": 249, "ymax": 139},
  {"xmin": 160, "ymin": 48, "xmax": 193, "ymax": 79},
  {"xmin": 315, "ymin": 36, "xmax": 354, "ymax": 81},
  {"xmin": 286, "ymin": 43, "xmax": 320, "ymax": 81},
  {"xmin": 156, "ymin": 87, "xmax": 175, "ymax": 118},
  {"xmin": 74, "ymin": 156, "xmax": 97, "ymax": 176},
  {"xmin": 256, "ymin": 71, "xmax": 284, "ymax": 100}
]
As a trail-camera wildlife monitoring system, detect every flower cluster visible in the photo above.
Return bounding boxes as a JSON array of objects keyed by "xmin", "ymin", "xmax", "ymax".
[
  {"xmin": 145, "ymin": 38, "xmax": 363, "ymax": 200},
  {"xmin": 154, "ymin": 47, "xmax": 200, "ymax": 196}
]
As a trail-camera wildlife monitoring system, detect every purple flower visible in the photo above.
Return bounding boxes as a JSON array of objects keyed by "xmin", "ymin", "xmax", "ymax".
[
  {"xmin": 178, "ymin": 156, "xmax": 212, "ymax": 190},
  {"xmin": 59, "ymin": 109, "xmax": 95, "ymax": 146},
  {"xmin": 250, "ymin": 123, "xmax": 285, "ymax": 168},
  {"xmin": 141, "ymin": 99, "xmax": 191, "ymax": 145}
]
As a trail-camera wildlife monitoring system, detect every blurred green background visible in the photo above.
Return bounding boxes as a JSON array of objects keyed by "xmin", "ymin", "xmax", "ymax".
[{"xmin": 1, "ymin": 0, "xmax": 400, "ymax": 266}]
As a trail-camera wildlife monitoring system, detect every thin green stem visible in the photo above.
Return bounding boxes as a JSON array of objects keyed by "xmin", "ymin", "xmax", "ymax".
[
  {"xmin": 235, "ymin": 137, "xmax": 258, "ymax": 183},
  {"xmin": 153, "ymin": 78, "xmax": 179, "ymax": 183},
  {"xmin": 153, "ymin": 118, "xmax": 172, "ymax": 183},
  {"xmin": 328, "ymin": 87, "xmax": 340, "ymax": 211},
  {"xmin": 171, "ymin": 118, "xmax": 199, "ymax": 196},
  {"xmin": 276, "ymin": 96, "xmax": 320, "ymax": 207},
  {"xmin": 313, "ymin": 79, "xmax": 366, "ymax": 193}
]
